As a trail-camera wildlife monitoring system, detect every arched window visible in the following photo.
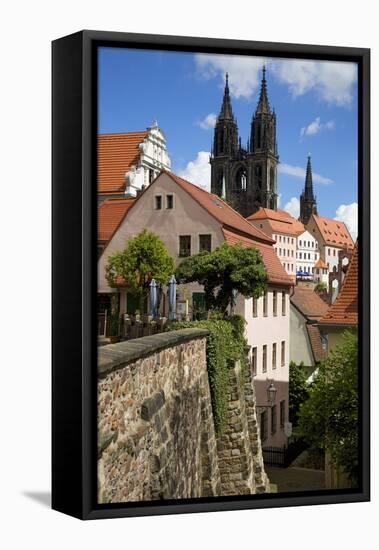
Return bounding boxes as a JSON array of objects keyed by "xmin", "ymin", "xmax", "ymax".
[{"xmin": 233, "ymin": 166, "xmax": 247, "ymax": 191}]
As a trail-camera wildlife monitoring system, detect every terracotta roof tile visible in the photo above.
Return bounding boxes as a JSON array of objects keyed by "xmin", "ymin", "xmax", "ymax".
[
  {"xmin": 98, "ymin": 198, "xmax": 135, "ymax": 243},
  {"xmin": 306, "ymin": 324, "xmax": 327, "ymax": 363},
  {"xmin": 315, "ymin": 258, "xmax": 328, "ymax": 269},
  {"xmin": 311, "ymin": 214, "xmax": 354, "ymax": 249},
  {"xmin": 166, "ymin": 172, "xmax": 275, "ymax": 245},
  {"xmin": 98, "ymin": 131, "xmax": 148, "ymax": 193},
  {"xmin": 222, "ymin": 228, "xmax": 293, "ymax": 286},
  {"xmin": 247, "ymin": 207, "xmax": 305, "ymax": 236},
  {"xmin": 291, "ymin": 286, "xmax": 329, "ymax": 321},
  {"xmin": 319, "ymin": 242, "xmax": 358, "ymax": 326}
]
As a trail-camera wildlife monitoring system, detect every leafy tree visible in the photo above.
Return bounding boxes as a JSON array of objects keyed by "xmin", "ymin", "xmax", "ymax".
[
  {"xmin": 297, "ymin": 331, "xmax": 358, "ymax": 483},
  {"xmin": 314, "ymin": 282, "xmax": 327, "ymax": 293},
  {"xmin": 289, "ymin": 361, "xmax": 310, "ymax": 426},
  {"xmin": 106, "ymin": 230, "xmax": 175, "ymax": 310},
  {"xmin": 175, "ymin": 243, "xmax": 268, "ymax": 316}
]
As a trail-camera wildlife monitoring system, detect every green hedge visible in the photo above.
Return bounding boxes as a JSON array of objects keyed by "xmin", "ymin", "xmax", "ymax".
[{"xmin": 166, "ymin": 315, "xmax": 247, "ymax": 435}]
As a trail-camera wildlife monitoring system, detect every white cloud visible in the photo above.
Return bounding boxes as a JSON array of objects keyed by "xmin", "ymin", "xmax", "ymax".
[
  {"xmin": 197, "ymin": 113, "xmax": 217, "ymax": 130},
  {"xmin": 195, "ymin": 54, "xmax": 265, "ymax": 99},
  {"xmin": 279, "ymin": 162, "xmax": 333, "ymax": 185},
  {"xmin": 178, "ymin": 151, "xmax": 211, "ymax": 191},
  {"xmin": 273, "ymin": 59, "xmax": 357, "ymax": 106},
  {"xmin": 335, "ymin": 202, "xmax": 358, "ymax": 240},
  {"xmin": 283, "ymin": 197, "xmax": 300, "ymax": 219},
  {"xmin": 300, "ymin": 117, "xmax": 335, "ymax": 138},
  {"xmin": 195, "ymin": 55, "xmax": 357, "ymax": 106}
]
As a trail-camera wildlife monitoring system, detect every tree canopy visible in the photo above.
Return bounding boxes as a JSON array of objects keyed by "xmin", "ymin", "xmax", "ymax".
[
  {"xmin": 105, "ymin": 230, "xmax": 175, "ymax": 306},
  {"xmin": 289, "ymin": 361, "xmax": 310, "ymax": 426},
  {"xmin": 297, "ymin": 331, "xmax": 358, "ymax": 483},
  {"xmin": 175, "ymin": 242, "xmax": 268, "ymax": 315}
]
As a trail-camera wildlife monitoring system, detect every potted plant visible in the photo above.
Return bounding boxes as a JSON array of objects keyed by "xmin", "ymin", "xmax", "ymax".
[{"xmin": 108, "ymin": 313, "xmax": 120, "ymax": 344}]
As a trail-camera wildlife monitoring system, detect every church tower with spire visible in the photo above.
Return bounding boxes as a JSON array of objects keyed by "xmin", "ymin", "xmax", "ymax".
[
  {"xmin": 210, "ymin": 67, "xmax": 279, "ymax": 216},
  {"xmin": 247, "ymin": 65, "xmax": 279, "ymax": 212},
  {"xmin": 300, "ymin": 155, "xmax": 318, "ymax": 224}
]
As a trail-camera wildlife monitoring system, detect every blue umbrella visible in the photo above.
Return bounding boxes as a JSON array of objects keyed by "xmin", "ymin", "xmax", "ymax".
[
  {"xmin": 168, "ymin": 275, "xmax": 177, "ymax": 321},
  {"xmin": 149, "ymin": 278, "xmax": 158, "ymax": 318}
]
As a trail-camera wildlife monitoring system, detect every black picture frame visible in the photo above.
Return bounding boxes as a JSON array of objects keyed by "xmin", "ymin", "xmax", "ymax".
[{"xmin": 52, "ymin": 30, "xmax": 370, "ymax": 520}]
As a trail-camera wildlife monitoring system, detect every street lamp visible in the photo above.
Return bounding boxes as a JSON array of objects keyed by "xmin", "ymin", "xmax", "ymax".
[{"xmin": 266, "ymin": 382, "xmax": 277, "ymax": 406}]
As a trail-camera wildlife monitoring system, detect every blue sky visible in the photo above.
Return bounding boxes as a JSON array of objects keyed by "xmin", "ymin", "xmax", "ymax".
[{"xmin": 98, "ymin": 47, "xmax": 358, "ymax": 238}]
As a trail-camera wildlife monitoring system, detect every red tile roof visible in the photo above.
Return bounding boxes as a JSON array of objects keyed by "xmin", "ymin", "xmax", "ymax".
[
  {"xmin": 315, "ymin": 258, "xmax": 328, "ymax": 269},
  {"xmin": 311, "ymin": 214, "xmax": 354, "ymax": 249},
  {"xmin": 247, "ymin": 207, "xmax": 305, "ymax": 236},
  {"xmin": 98, "ymin": 132, "xmax": 148, "ymax": 193},
  {"xmin": 98, "ymin": 198, "xmax": 135, "ymax": 243},
  {"xmin": 166, "ymin": 172, "xmax": 275, "ymax": 246},
  {"xmin": 319, "ymin": 242, "xmax": 358, "ymax": 326},
  {"xmin": 222, "ymin": 228, "xmax": 293, "ymax": 286},
  {"xmin": 291, "ymin": 285, "xmax": 329, "ymax": 321},
  {"xmin": 306, "ymin": 324, "xmax": 327, "ymax": 363}
]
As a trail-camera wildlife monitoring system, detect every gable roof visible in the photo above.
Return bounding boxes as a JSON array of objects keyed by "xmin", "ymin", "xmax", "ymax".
[
  {"xmin": 247, "ymin": 207, "xmax": 305, "ymax": 236},
  {"xmin": 166, "ymin": 172, "xmax": 275, "ymax": 246},
  {"xmin": 98, "ymin": 131, "xmax": 148, "ymax": 194},
  {"xmin": 98, "ymin": 198, "xmax": 135, "ymax": 244},
  {"xmin": 291, "ymin": 285, "xmax": 329, "ymax": 321},
  {"xmin": 310, "ymin": 214, "xmax": 354, "ymax": 249},
  {"xmin": 319, "ymin": 242, "xmax": 358, "ymax": 326}
]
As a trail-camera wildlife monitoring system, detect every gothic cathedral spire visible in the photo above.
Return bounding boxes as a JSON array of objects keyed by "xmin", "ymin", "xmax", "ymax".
[
  {"xmin": 210, "ymin": 67, "xmax": 279, "ymax": 216},
  {"xmin": 300, "ymin": 155, "xmax": 318, "ymax": 224}
]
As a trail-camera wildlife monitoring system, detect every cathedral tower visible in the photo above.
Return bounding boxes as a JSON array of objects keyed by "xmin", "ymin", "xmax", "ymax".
[
  {"xmin": 300, "ymin": 155, "xmax": 318, "ymax": 224},
  {"xmin": 210, "ymin": 67, "xmax": 279, "ymax": 217},
  {"xmin": 247, "ymin": 65, "xmax": 279, "ymax": 212}
]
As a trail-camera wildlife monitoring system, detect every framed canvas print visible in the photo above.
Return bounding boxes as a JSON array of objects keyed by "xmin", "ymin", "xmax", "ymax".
[{"xmin": 52, "ymin": 30, "xmax": 370, "ymax": 520}]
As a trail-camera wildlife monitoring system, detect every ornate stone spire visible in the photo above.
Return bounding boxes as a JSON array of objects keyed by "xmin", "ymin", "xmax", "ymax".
[
  {"xmin": 300, "ymin": 154, "xmax": 318, "ymax": 224},
  {"xmin": 218, "ymin": 73, "xmax": 234, "ymax": 120},
  {"xmin": 256, "ymin": 65, "xmax": 271, "ymax": 114}
]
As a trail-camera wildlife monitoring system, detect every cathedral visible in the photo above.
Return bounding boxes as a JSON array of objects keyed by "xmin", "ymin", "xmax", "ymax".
[{"xmin": 210, "ymin": 67, "xmax": 279, "ymax": 217}]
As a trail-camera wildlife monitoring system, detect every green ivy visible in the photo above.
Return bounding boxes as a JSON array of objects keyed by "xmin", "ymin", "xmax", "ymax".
[{"xmin": 166, "ymin": 315, "xmax": 247, "ymax": 436}]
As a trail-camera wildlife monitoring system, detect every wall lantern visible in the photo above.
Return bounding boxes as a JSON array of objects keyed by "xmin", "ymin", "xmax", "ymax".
[{"xmin": 266, "ymin": 382, "xmax": 277, "ymax": 406}]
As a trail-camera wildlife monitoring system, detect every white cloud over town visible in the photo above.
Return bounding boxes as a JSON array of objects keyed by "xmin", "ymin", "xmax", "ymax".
[
  {"xmin": 300, "ymin": 117, "xmax": 335, "ymax": 138},
  {"xmin": 335, "ymin": 202, "xmax": 358, "ymax": 240},
  {"xmin": 195, "ymin": 55, "xmax": 357, "ymax": 106},
  {"xmin": 197, "ymin": 113, "xmax": 217, "ymax": 130},
  {"xmin": 278, "ymin": 163, "xmax": 333, "ymax": 185},
  {"xmin": 178, "ymin": 151, "xmax": 211, "ymax": 191},
  {"xmin": 283, "ymin": 197, "xmax": 300, "ymax": 219}
]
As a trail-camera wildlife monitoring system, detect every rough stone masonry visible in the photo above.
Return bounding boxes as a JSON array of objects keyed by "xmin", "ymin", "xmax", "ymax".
[{"xmin": 98, "ymin": 328, "xmax": 270, "ymax": 503}]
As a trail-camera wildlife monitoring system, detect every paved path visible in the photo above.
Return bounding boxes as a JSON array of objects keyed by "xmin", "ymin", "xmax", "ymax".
[{"xmin": 266, "ymin": 466, "xmax": 326, "ymax": 493}]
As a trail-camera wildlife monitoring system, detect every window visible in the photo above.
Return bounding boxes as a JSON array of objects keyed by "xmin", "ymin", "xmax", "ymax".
[
  {"xmin": 279, "ymin": 248, "xmax": 282, "ymax": 256},
  {"xmin": 251, "ymin": 347, "xmax": 257, "ymax": 376},
  {"xmin": 179, "ymin": 235, "xmax": 191, "ymax": 257},
  {"xmin": 299, "ymin": 252, "xmax": 302, "ymax": 259},
  {"xmin": 316, "ymin": 242, "xmax": 318, "ymax": 249},
  {"xmin": 291, "ymin": 250, "xmax": 294, "ymax": 257},
  {"xmin": 272, "ymin": 343, "xmax": 277, "ymax": 369},
  {"xmin": 263, "ymin": 292, "xmax": 268, "ymax": 317},
  {"xmin": 260, "ymin": 410, "xmax": 268, "ymax": 441},
  {"xmin": 333, "ymin": 249, "xmax": 336, "ymax": 256},
  {"xmin": 308, "ymin": 241, "xmax": 310, "ymax": 247},
  {"xmin": 299, "ymin": 240, "xmax": 302, "ymax": 247},
  {"xmin": 281, "ymin": 340, "xmax": 286, "ymax": 366},
  {"xmin": 149, "ymin": 169, "xmax": 155, "ymax": 183},
  {"xmin": 271, "ymin": 405, "xmax": 277, "ymax": 434},
  {"xmin": 273, "ymin": 291, "xmax": 277, "ymax": 316},
  {"xmin": 280, "ymin": 400, "xmax": 285, "ymax": 429},
  {"xmin": 199, "ymin": 234, "xmax": 212, "ymax": 252},
  {"xmin": 311, "ymin": 241, "xmax": 314, "ymax": 247},
  {"xmin": 281, "ymin": 292, "xmax": 286, "ymax": 316},
  {"xmin": 252, "ymin": 297, "xmax": 258, "ymax": 318},
  {"xmin": 328, "ymin": 248, "xmax": 331, "ymax": 256},
  {"xmin": 166, "ymin": 194, "xmax": 173, "ymax": 209},
  {"xmin": 279, "ymin": 236, "xmax": 282, "ymax": 243},
  {"xmin": 154, "ymin": 195, "xmax": 162, "ymax": 210},
  {"xmin": 262, "ymin": 345, "xmax": 267, "ymax": 373}
]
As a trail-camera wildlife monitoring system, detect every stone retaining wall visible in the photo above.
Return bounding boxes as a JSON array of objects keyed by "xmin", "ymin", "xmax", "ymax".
[{"xmin": 98, "ymin": 329, "xmax": 269, "ymax": 503}]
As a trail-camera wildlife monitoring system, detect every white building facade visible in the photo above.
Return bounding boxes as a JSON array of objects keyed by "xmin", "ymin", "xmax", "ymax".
[
  {"xmin": 125, "ymin": 122, "xmax": 171, "ymax": 197},
  {"xmin": 296, "ymin": 230, "xmax": 320, "ymax": 275}
]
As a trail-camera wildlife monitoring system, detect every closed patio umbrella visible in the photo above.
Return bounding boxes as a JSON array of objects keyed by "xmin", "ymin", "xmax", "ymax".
[
  {"xmin": 168, "ymin": 275, "xmax": 177, "ymax": 321},
  {"xmin": 149, "ymin": 278, "xmax": 158, "ymax": 318}
]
